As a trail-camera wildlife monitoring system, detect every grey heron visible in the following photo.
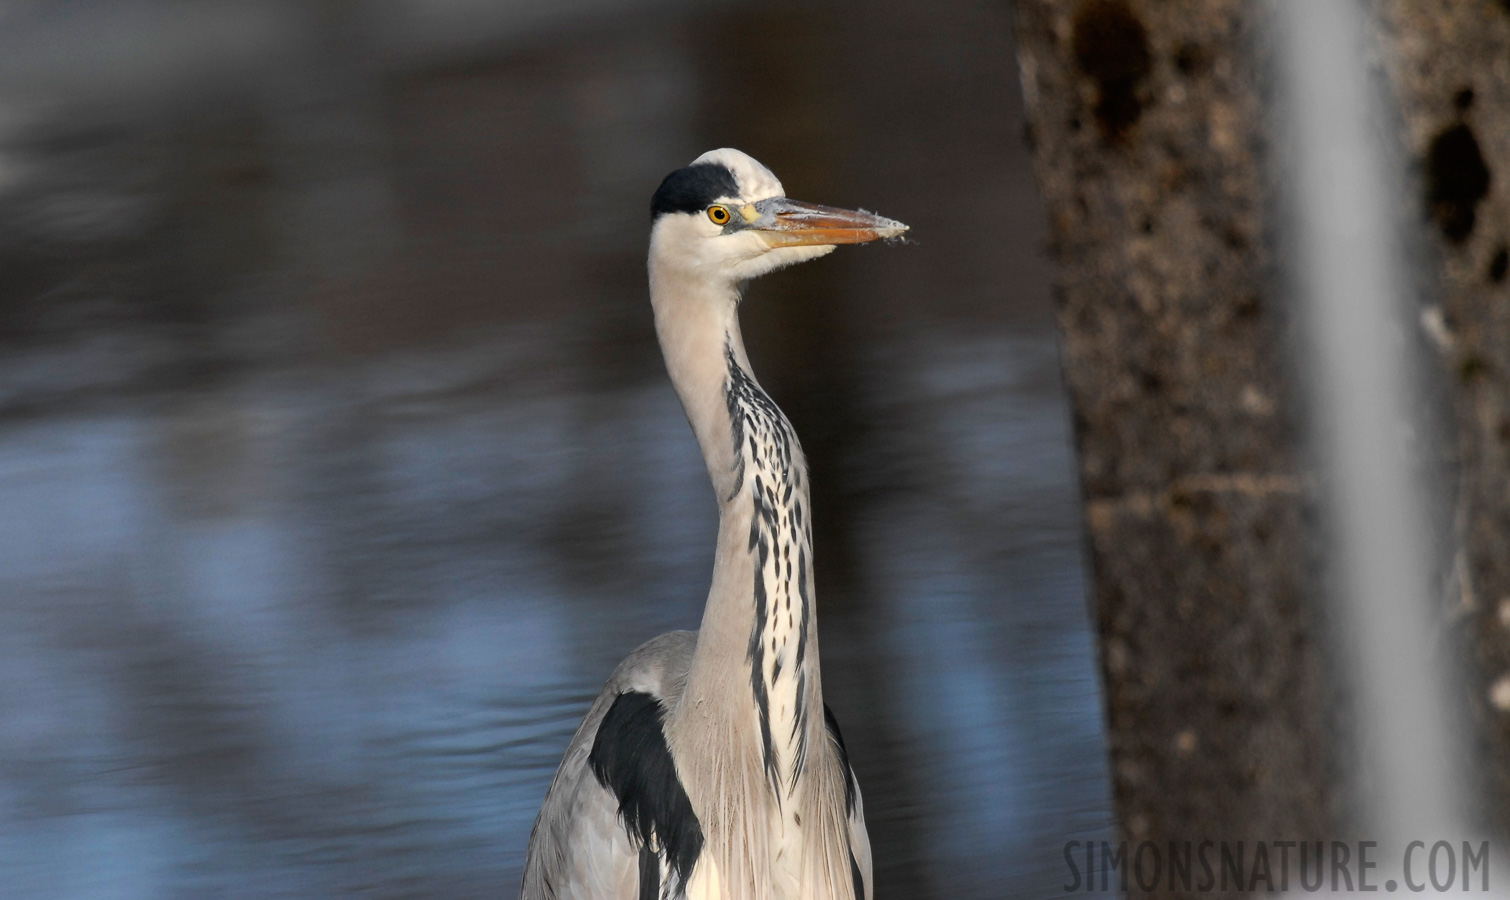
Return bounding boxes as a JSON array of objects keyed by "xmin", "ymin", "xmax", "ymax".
[{"xmin": 521, "ymin": 148, "xmax": 907, "ymax": 900}]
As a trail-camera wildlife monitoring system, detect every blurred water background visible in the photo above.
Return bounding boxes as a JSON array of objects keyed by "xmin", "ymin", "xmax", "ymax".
[{"xmin": 0, "ymin": 1, "xmax": 1112, "ymax": 897}]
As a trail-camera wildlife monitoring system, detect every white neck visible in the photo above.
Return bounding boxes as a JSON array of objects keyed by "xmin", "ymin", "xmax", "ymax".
[
  {"xmin": 650, "ymin": 255, "xmax": 832, "ymax": 899},
  {"xmin": 649, "ymin": 263, "xmax": 749, "ymax": 504}
]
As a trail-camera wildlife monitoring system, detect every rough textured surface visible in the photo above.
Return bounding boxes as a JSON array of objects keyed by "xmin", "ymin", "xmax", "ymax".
[
  {"xmin": 1013, "ymin": 0, "xmax": 1338, "ymax": 882},
  {"xmin": 1374, "ymin": 0, "xmax": 1510, "ymax": 833}
]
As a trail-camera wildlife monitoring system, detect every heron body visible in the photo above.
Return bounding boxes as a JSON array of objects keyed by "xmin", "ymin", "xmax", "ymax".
[{"xmin": 522, "ymin": 149, "xmax": 906, "ymax": 900}]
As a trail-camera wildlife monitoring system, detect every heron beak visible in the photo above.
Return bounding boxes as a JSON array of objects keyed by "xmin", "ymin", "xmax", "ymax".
[{"xmin": 743, "ymin": 197, "xmax": 909, "ymax": 247}]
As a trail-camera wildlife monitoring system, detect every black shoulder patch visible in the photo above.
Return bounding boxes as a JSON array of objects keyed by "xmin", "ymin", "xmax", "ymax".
[
  {"xmin": 638, "ymin": 842, "xmax": 658, "ymax": 900},
  {"xmin": 824, "ymin": 703, "xmax": 857, "ymax": 816},
  {"xmin": 651, "ymin": 162, "xmax": 740, "ymax": 219},
  {"xmin": 589, "ymin": 691, "xmax": 704, "ymax": 890}
]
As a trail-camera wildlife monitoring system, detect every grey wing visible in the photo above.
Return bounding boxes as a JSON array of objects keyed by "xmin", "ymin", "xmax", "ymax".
[
  {"xmin": 847, "ymin": 778, "xmax": 873, "ymax": 900},
  {"xmin": 521, "ymin": 719, "xmax": 636, "ymax": 900},
  {"xmin": 823, "ymin": 703, "xmax": 872, "ymax": 900},
  {"xmin": 521, "ymin": 631, "xmax": 697, "ymax": 900}
]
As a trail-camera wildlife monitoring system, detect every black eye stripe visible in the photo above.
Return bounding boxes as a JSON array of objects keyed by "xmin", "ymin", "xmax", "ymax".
[{"xmin": 650, "ymin": 162, "xmax": 740, "ymax": 220}]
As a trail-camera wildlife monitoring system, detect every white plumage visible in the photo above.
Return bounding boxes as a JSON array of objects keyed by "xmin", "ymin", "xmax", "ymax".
[{"xmin": 522, "ymin": 149, "xmax": 906, "ymax": 900}]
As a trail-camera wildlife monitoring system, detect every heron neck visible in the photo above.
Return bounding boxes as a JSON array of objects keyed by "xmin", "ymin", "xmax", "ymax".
[
  {"xmin": 649, "ymin": 268, "xmax": 751, "ymax": 504},
  {"xmin": 650, "ymin": 263, "xmax": 823, "ymax": 800}
]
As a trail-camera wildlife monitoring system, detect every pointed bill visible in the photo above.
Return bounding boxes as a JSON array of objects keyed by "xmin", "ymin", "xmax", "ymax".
[{"xmin": 741, "ymin": 197, "xmax": 909, "ymax": 247}]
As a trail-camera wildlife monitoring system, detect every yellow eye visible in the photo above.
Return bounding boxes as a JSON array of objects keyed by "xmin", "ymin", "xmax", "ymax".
[{"xmin": 707, "ymin": 205, "xmax": 731, "ymax": 225}]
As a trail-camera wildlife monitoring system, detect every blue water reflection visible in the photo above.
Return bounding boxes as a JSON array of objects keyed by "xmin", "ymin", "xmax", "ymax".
[{"xmin": 0, "ymin": 1, "xmax": 1111, "ymax": 896}]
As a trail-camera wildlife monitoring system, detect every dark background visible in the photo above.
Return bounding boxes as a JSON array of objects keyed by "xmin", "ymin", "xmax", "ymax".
[{"xmin": 0, "ymin": 1, "xmax": 1111, "ymax": 896}]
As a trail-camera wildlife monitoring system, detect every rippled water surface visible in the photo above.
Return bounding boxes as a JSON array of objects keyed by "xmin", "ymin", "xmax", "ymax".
[{"xmin": 0, "ymin": 1, "xmax": 1111, "ymax": 896}]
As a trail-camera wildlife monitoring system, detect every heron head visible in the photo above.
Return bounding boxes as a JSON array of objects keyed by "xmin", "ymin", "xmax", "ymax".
[{"xmin": 648, "ymin": 148, "xmax": 907, "ymax": 286}]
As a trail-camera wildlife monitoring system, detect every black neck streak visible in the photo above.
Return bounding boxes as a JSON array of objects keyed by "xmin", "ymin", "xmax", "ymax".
[{"xmin": 723, "ymin": 340, "xmax": 814, "ymax": 803}]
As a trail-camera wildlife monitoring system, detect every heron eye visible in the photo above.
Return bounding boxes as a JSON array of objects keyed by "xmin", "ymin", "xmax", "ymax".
[{"xmin": 707, "ymin": 205, "xmax": 731, "ymax": 225}]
